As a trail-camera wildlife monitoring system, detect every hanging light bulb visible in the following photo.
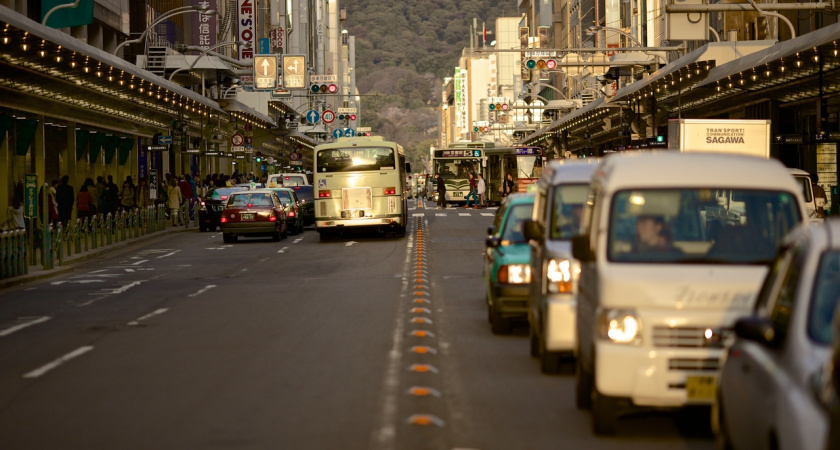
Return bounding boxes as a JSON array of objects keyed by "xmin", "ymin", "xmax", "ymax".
[
  {"xmin": 716, "ymin": 85, "xmax": 722, "ymax": 92},
  {"xmin": 20, "ymin": 42, "xmax": 29, "ymax": 51},
  {"xmin": 38, "ymin": 48, "xmax": 46, "ymax": 57},
  {"xmin": 813, "ymin": 53, "xmax": 820, "ymax": 63},
  {"xmin": 779, "ymin": 64, "xmax": 786, "ymax": 73},
  {"xmin": 55, "ymin": 55, "xmax": 62, "ymax": 63},
  {"xmin": 764, "ymin": 66, "xmax": 772, "ymax": 77},
  {"xmin": 750, "ymin": 73, "xmax": 758, "ymax": 81},
  {"xmin": 727, "ymin": 81, "xmax": 733, "ymax": 89}
]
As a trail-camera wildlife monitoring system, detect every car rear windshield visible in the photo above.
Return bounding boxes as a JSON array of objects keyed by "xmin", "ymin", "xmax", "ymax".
[
  {"xmin": 227, "ymin": 193, "xmax": 274, "ymax": 208},
  {"xmin": 209, "ymin": 187, "xmax": 245, "ymax": 200},
  {"xmin": 608, "ymin": 188, "xmax": 801, "ymax": 264},
  {"xmin": 808, "ymin": 251, "xmax": 840, "ymax": 345},
  {"xmin": 294, "ymin": 186, "xmax": 313, "ymax": 201}
]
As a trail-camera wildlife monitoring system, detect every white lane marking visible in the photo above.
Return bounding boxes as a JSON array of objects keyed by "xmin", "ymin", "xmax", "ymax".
[
  {"xmin": 131, "ymin": 259, "xmax": 148, "ymax": 266},
  {"xmin": 88, "ymin": 269, "xmax": 108, "ymax": 274},
  {"xmin": 102, "ymin": 281, "xmax": 144, "ymax": 295},
  {"xmin": 188, "ymin": 285, "xmax": 217, "ymax": 298},
  {"xmin": 412, "ymin": 213, "xmax": 425, "ymax": 217},
  {"xmin": 345, "ymin": 241, "xmax": 358, "ymax": 247},
  {"xmin": 127, "ymin": 308, "xmax": 169, "ymax": 326},
  {"xmin": 124, "ymin": 268, "xmax": 135, "ymax": 273},
  {"xmin": 23, "ymin": 346, "xmax": 94, "ymax": 379},
  {"xmin": 277, "ymin": 247, "xmax": 288, "ymax": 254},
  {"xmin": 480, "ymin": 213, "xmax": 494, "ymax": 217},
  {"xmin": 458, "ymin": 213, "xmax": 471, "ymax": 216},
  {"xmin": 293, "ymin": 238, "xmax": 304, "ymax": 243},
  {"xmin": 371, "ymin": 222, "xmax": 413, "ymax": 449},
  {"xmin": 0, "ymin": 316, "xmax": 51, "ymax": 337},
  {"xmin": 435, "ymin": 213, "xmax": 447, "ymax": 217},
  {"xmin": 156, "ymin": 250, "xmax": 180, "ymax": 259}
]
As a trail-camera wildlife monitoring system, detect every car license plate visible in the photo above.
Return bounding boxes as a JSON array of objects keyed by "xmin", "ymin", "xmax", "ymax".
[
  {"xmin": 686, "ymin": 375, "xmax": 716, "ymax": 400},
  {"xmin": 240, "ymin": 213, "xmax": 254, "ymax": 220},
  {"xmin": 453, "ymin": 192, "xmax": 463, "ymax": 197}
]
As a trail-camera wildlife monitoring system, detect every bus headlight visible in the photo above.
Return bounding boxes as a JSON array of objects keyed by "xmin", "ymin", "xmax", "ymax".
[
  {"xmin": 598, "ymin": 309, "xmax": 641, "ymax": 344},
  {"xmin": 497, "ymin": 264, "xmax": 531, "ymax": 284},
  {"xmin": 546, "ymin": 259, "xmax": 573, "ymax": 293}
]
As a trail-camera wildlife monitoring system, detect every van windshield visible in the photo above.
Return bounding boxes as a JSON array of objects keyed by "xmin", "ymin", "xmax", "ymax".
[
  {"xmin": 608, "ymin": 188, "xmax": 801, "ymax": 264},
  {"xmin": 549, "ymin": 184, "xmax": 589, "ymax": 240}
]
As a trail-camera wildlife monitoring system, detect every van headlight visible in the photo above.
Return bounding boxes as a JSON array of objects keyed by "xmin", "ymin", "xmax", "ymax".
[
  {"xmin": 598, "ymin": 309, "xmax": 641, "ymax": 344},
  {"xmin": 546, "ymin": 258, "xmax": 575, "ymax": 293},
  {"xmin": 497, "ymin": 264, "xmax": 531, "ymax": 284}
]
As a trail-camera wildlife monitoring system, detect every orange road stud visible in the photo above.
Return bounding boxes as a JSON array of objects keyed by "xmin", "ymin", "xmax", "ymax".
[
  {"xmin": 411, "ymin": 330, "xmax": 435, "ymax": 337},
  {"xmin": 406, "ymin": 386, "xmax": 442, "ymax": 397},
  {"xmin": 408, "ymin": 364, "xmax": 439, "ymax": 373},
  {"xmin": 410, "ymin": 307, "xmax": 431, "ymax": 314},
  {"xmin": 406, "ymin": 414, "xmax": 445, "ymax": 427},
  {"xmin": 410, "ymin": 346, "xmax": 437, "ymax": 354}
]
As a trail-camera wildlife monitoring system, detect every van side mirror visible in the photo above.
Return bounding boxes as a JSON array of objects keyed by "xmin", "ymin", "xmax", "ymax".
[
  {"xmin": 572, "ymin": 234, "xmax": 594, "ymax": 262},
  {"xmin": 523, "ymin": 220, "xmax": 543, "ymax": 241},
  {"xmin": 733, "ymin": 317, "xmax": 779, "ymax": 347}
]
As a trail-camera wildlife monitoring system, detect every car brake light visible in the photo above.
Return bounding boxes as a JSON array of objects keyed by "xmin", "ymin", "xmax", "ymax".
[
  {"xmin": 384, "ymin": 187, "xmax": 396, "ymax": 195},
  {"xmin": 220, "ymin": 217, "xmax": 228, "ymax": 223},
  {"xmin": 269, "ymin": 214, "xmax": 277, "ymax": 222},
  {"xmin": 288, "ymin": 211, "xmax": 295, "ymax": 217},
  {"xmin": 319, "ymin": 190, "xmax": 331, "ymax": 198},
  {"xmin": 221, "ymin": 195, "xmax": 228, "ymax": 200},
  {"xmin": 247, "ymin": 203, "xmax": 253, "ymax": 208}
]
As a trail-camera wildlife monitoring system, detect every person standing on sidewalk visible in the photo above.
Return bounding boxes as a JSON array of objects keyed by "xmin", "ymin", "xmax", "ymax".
[
  {"xmin": 55, "ymin": 175, "xmax": 75, "ymax": 226},
  {"xmin": 435, "ymin": 172, "xmax": 447, "ymax": 210}
]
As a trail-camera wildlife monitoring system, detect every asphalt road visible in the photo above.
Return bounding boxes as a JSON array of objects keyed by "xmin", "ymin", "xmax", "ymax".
[{"xmin": 0, "ymin": 200, "xmax": 715, "ymax": 449}]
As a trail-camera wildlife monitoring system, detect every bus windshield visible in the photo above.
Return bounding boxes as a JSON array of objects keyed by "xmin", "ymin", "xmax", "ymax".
[
  {"xmin": 433, "ymin": 159, "xmax": 480, "ymax": 179},
  {"xmin": 317, "ymin": 147, "xmax": 396, "ymax": 173}
]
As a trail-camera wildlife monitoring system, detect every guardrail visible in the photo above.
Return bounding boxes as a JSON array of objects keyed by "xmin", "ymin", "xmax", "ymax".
[{"xmin": 0, "ymin": 202, "xmax": 192, "ymax": 281}]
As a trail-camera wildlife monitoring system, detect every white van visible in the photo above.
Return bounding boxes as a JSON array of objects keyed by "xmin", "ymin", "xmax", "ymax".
[
  {"xmin": 572, "ymin": 152, "xmax": 806, "ymax": 435},
  {"xmin": 523, "ymin": 159, "xmax": 598, "ymax": 373},
  {"xmin": 789, "ymin": 168, "xmax": 826, "ymax": 225},
  {"xmin": 267, "ymin": 173, "xmax": 309, "ymax": 188}
]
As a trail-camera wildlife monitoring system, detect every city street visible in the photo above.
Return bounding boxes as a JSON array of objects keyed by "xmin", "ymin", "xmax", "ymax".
[{"xmin": 0, "ymin": 202, "xmax": 713, "ymax": 449}]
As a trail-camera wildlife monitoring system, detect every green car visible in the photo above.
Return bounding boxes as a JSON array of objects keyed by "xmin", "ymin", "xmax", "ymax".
[{"xmin": 484, "ymin": 193, "xmax": 535, "ymax": 334}]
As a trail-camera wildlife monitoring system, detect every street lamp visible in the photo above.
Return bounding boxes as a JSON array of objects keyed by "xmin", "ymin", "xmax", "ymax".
[
  {"xmin": 113, "ymin": 5, "xmax": 216, "ymax": 56},
  {"xmin": 169, "ymin": 41, "xmax": 250, "ymax": 82}
]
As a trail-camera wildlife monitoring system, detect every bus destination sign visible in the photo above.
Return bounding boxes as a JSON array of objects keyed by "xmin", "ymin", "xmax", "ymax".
[
  {"xmin": 435, "ymin": 150, "xmax": 481, "ymax": 158},
  {"xmin": 514, "ymin": 146, "xmax": 541, "ymax": 155}
]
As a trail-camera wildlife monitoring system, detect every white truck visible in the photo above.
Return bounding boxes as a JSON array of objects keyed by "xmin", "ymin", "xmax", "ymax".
[{"xmin": 669, "ymin": 118, "xmax": 824, "ymax": 224}]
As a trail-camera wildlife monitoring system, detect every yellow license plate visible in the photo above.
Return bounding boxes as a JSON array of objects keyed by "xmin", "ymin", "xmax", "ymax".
[{"xmin": 686, "ymin": 375, "xmax": 716, "ymax": 400}]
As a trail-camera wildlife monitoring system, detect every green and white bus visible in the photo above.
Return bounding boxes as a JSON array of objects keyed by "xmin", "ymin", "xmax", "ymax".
[
  {"xmin": 313, "ymin": 136, "xmax": 408, "ymax": 241},
  {"xmin": 431, "ymin": 142, "xmax": 490, "ymax": 204}
]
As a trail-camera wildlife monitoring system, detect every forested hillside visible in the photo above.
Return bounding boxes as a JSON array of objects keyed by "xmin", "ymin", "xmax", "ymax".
[{"xmin": 343, "ymin": 0, "xmax": 516, "ymax": 169}]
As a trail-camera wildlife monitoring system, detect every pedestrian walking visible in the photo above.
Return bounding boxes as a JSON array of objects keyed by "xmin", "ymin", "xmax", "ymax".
[
  {"xmin": 136, "ymin": 177, "xmax": 153, "ymax": 209},
  {"xmin": 94, "ymin": 176, "xmax": 106, "ymax": 214},
  {"xmin": 435, "ymin": 172, "xmax": 448, "ymax": 210},
  {"xmin": 55, "ymin": 175, "xmax": 75, "ymax": 226},
  {"xmin": 166, "ymin": 178, "xmax": 183, "ymax": 226},
  {"xmin": 476, "ymin": 173, "xmax": 486, "ymax": 208},
  {"xmin": 464, "ymin": 172, "xmax": 478, "ymax": 208},
  {"xmin": 104, "ymin": 175, "xmax": 119, "ymax": 216}
]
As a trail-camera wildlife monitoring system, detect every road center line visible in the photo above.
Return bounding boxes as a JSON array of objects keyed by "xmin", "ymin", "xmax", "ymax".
[
  {"xmin": 188, "ymin": 285, "xmax": 217, "ymax": 298},
  {"xmin": 127, "ymin": 308, "xmax": 169, "ymax": 326},
  {"xmin": 131, "ymin": 259, "xmax": 148, "ymax": 265},
  {"xmin": 277, "ymin": 247, "xmax": 288, "ymax": 253},
  {"xmin": 23, "ymin": 346, "xmax": 94, "ymax": 379},
  {"xmin": 0, "ymin": 316, "xmax": 51, "ymax": 337}
]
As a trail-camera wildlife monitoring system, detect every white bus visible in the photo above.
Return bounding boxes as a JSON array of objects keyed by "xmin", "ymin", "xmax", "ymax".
[{"xmin": 313, "ymin": 136, "xmax": 408, "ymax": 241}]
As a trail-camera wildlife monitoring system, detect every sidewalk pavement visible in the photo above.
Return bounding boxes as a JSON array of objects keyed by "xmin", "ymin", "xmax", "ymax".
[{"xmin": 0, "ymin": 224, "xmax": 192, "ymax": 291}]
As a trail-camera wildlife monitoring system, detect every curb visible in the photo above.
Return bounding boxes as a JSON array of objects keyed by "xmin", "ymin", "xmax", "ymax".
[{"xmin": 0, "ymin": 226, "xmax": 192, "ymax": 291}]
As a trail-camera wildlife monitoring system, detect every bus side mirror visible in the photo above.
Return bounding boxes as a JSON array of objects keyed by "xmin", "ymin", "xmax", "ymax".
[
  {"xmin": 405, "ymin": 163, "xmax": 411, "ymax": 173},
  {"xmin": 572, "ymin": 234, "xmax": 594, "ymax": 262}
]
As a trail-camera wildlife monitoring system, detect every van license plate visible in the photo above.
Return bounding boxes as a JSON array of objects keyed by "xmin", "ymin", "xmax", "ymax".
[{"xmin": 686, "ymin": 375, "xmax": 716, "ymax": 400}]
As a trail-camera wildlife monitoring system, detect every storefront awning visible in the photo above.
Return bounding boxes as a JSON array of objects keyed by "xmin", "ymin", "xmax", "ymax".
[
  {"xmin": 694, "ymin": 22, "xmax": 840, "ymax": 99},
  {"xmin": 0, "ymin": 4, "xmax": 225, "ymax": 136},
  {"xmin": 522, "ymin": 98, "xmax": 606, "ymax": 144},
  {"xmin": 219, "ymin": 99, "xmax": 276, "ymax": 129}
]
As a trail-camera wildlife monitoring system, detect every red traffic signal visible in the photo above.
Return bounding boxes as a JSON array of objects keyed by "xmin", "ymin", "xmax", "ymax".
[
  {"xmin": 328, "ymin": 84, "xmax": 338, "ymax": 93},
  {"xmin": 349, "ymin": 114, "xmax": 357, "ymax": 121}
]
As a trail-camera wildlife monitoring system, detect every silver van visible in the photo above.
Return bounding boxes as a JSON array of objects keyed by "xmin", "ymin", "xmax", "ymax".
[{"xmin": 523, "ymin": 159, "xmax": 598, "ymax": 373}]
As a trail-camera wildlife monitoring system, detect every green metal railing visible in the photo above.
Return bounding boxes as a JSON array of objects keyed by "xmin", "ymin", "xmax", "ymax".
[{"xmin": 0, "ymin": 199, "xmax": 192, "ymax": 281}]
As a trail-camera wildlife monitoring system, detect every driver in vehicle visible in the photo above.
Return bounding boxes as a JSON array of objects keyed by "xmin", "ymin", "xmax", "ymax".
[{"xmin": 633, "ymin": 215, "xmax": 681, "ymax": 255}]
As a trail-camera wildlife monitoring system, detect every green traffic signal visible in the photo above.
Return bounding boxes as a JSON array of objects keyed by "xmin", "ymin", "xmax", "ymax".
[
  {"xmin": 489, "ymin": 104, "xmax": 496, "ymax": 110},
  {"xmin": 526, "ymin": 59, "xmax": 537, "ymax": 69},
  {"xmin": 310, "ymin": 85, "xmax": 320, "ymax": 93}
]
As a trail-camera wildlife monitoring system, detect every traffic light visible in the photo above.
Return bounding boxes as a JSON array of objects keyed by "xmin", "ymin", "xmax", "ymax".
[
  {"xmin": 349, "ymin": 114, "xmax": 356, "ymax": 121},
  {"xmin": 656, "ymin": 135, "xmax": 665, "ymax": 143},
  {"xmin": 310, "ymin": 83, "xmax": 337, "ymax": 94},
  {"xmin": 255, "ymin": 156, "xmax": 262, "ymax": 163}
]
